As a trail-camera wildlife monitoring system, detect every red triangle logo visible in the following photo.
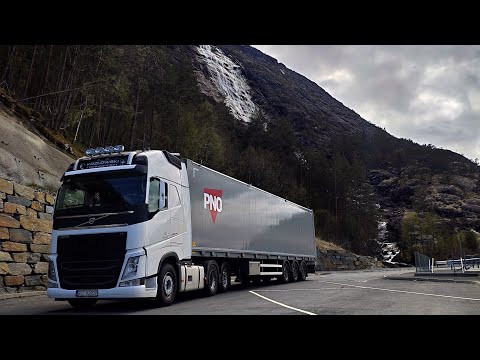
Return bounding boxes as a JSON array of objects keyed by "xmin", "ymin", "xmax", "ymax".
[{"xmin": 204, "ymin": 188, "xmax": 223, "ymax": 223}]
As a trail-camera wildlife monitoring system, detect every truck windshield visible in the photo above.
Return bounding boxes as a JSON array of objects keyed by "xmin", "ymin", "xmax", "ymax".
[{"xmin": 55, "ymin": 174, "xmax": 147, "ymax": 213}]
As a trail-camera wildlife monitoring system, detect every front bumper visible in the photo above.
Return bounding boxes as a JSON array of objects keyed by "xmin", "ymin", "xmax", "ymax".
[{"xmin": 47, "ymin": 285, "xmax": 157, "ymax": 299}]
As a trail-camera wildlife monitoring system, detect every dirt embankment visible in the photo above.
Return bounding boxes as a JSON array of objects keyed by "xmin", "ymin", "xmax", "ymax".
[{"xmin": 0, "ymin": 106, "xmax": 73, "ymax": 192}]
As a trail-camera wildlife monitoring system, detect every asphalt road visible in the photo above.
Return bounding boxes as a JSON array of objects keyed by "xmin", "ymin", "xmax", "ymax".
[{"xmin": 1, "ymin": 269, "xmax": 479, "ymax": 315}]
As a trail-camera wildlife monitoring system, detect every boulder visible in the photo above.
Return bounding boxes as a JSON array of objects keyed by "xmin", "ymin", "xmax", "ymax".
[
  {"xmin": 4, "ymin": 275, "xmax": 24, "ymax": 286},
  {"xmin": 2, "ymin": 241, "xmax": 27, "ymax": 252},
  {"xmin": 7, "ymin": 263, "xmax": 32, "ymax": 275},
  {"xmin": 3, "ymin": 202, "xmax": 27, "ymax": 215},
  {"xmin": 0, "ymin": 214, "xmax": 20, "ymax": 228},
  {"xmin": 0, "ymin": 227, "xmax": 8, "ymax": 239},
  {"xmin": 34, "ymin": 191, "xmax": 46, "ymax": 204},
  {"xmin": 31, "ymin": 201, "xmax": 44, "ymax": 212},
  {"xmin": 0, "ymin": 179, "xmax": 13, "ymax": 195},
  {"xmin": 14, "ymin": 183, "xmax": 35, "ymax": 200},
  {"xmin": 6, "ymin": 195, "xmax": 31, "ymax": 207},
  {"xmin": 9, "ymin": 228, "xmax": 33, "ymax": 243},
  {"xmin": 20, "ymin": 215, "xmax": 53, "ymax": 233}
]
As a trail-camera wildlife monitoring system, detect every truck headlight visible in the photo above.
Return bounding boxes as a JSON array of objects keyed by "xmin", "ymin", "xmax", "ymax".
[{"xmin": 121, "ymin": 255, "xmax": 141, "ymax": 280}]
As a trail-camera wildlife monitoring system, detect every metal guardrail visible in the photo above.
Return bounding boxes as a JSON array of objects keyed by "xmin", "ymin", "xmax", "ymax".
[{"xmin": 435, "ymin": 257, "xmax": 480, "ymax": 271}]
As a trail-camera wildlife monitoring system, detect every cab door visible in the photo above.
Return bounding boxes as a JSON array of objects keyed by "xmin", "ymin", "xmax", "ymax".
[
  {"xmin": 169, "ymin": 183, "xmax": 184, "ymax": 245},
  {"xmin": 145, "ymin": 177, "xmax": 171, "ymax": 245}
]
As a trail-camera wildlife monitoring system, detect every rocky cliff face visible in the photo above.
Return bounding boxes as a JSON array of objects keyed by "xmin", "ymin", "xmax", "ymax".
[
  {"xmin": 370, "ymin": 163, "xmax": 479, "ymax": 244},
  {"xmin": 213, "ymin": 45, "xmax": 382, "ymax": 148}
]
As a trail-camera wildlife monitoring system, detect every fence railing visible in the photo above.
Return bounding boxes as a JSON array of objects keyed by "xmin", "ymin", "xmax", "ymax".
[
  {"xmin": 414, "ymin": 252, "xmax": 434, "ymax": 273},
  {"xmin": 436, "ymin": 257, "xmax": 480, "ymax": 271}
]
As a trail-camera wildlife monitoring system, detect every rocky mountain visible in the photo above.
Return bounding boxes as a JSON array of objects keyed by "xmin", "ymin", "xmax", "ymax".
[
  {"xmin": 192, "ymin": 45, "xmax": 480, "ymax": 261},
  {"xmin": 0, "ymin": 45, "xmax": 478, "ymax": 262}
]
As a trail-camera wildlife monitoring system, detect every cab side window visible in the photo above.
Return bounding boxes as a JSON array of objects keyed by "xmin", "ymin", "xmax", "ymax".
[
  {"xmin": 148, "ymin": 178, "xmax": 160, "ymax": 212},
  {"xmin": 160, "ymin": 180, "xmax": 168, "ymax": 210}
]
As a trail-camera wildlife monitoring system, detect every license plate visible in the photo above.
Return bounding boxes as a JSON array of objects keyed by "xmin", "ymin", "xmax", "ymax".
[{"xmin": 76, "ymin": 289, "xmax": 98, "ymax": 297}]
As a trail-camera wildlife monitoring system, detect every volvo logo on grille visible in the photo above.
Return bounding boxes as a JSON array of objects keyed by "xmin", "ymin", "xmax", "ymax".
[{"xmin": 88, "ymin": 217, "xmax": 96, "ymax": 225}]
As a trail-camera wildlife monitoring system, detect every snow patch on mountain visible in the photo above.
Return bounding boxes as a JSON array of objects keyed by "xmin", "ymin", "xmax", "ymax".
[{"xmin": 196, "ymin": 45, "xmax": 258, "ymax": 123}]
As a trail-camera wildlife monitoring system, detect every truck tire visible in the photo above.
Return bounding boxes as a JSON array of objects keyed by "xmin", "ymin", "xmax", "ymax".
[
  {"xmin": 67, "ymin": 299, "xmax": 97, "ymax": 310},
  {"xmin": 218, "ymin": 262, "xmax": 230, "ymax": 293},
  {"xmin": 155, "ymin": 263, "xmax": 178, "ymax": 307},
  {"xmin": 299, "ymin": 261, "xmax": 307, "ymax": 281},
  {"xmin": 204, "ymin": 260, "xmax": 219, "ymax": 296},
  {"xmin": 291, "ymin": 261, "xmax": 299, "ymax": 282},
  {"xmin": 279, "ymin": 261, "xmax": 290, "ymax": 283}
]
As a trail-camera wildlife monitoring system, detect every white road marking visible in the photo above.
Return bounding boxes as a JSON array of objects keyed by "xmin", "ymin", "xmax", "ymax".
[
  {"xmin": 249, "ymin": 291, "xmax": 317, "ymax": 315},
  {"xmin": 317, "ymin": 280, "xmax": 480, "ymax": 301},
  {"xmin": 255, "ymin": 288, "xmax": 341, "ymax": 292}
]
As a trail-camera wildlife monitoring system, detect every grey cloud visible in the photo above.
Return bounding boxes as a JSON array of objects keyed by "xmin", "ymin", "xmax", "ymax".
[{"xmin": 254, "ymin": 45, "xmax": 480, "ymax": 161}]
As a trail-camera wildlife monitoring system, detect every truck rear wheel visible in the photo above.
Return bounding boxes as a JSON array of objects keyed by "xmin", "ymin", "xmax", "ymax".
[
  {"xmin": 299, "ymin": 261, "xmax": 307, "ymax": 281},
  {"xmin": 67, "ymin": 299, "xmax": 97, "ymax": 310},
  {"xmin": 218, "ymin": 262, "xmax": 230, "ymax": 293},
  {"xmin": 291, "ymin": 261, "xmax": 299, "ymax": 282},
  {"xmin": 204, "ymin": 260, "xmax": 219, "ymax": 296},
  {"xmin": 279, "ymin": 261, "xmax": 290, "ymax": 283},
  {"xmin": 155, "ymin": 263, "xmax": 178, "ymax": 307}
]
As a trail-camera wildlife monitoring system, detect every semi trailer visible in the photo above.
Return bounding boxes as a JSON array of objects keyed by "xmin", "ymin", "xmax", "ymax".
[{"xmin": 47, "ymin": 146, "xmax": 316, "ymax": 308}]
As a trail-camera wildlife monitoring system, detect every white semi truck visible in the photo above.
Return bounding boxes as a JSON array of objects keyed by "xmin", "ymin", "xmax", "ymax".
[{"xmin": 47, "ymin": 146, "xmax": 316, "ymax": 308}]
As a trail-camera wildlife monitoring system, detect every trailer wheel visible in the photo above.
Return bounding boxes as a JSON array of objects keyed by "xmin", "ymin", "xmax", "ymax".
[
  {"xmin": 204, "ymin": 260, "xmax": 219, "ymax": 296},
  {"xmin": 299, "ymin": 261, "xmax": 307, "ymax": 281},
  {"xmin": 291, "ymin": 261, "xmax": 299, "ymax": 282},
  {"xmin": 218, "ymin": 262, "xmax": 230, "ymax": 293},
  {"xmin": 67, "ymin": 299, "xmax": 97, "ymax": 310},
  {"xmin": 155, "ymin": 263, "xmax": 178, "ymax": 307},
  {"xmin": 279, "ymin": 261, "xmax": 290, "ymax": 283}
]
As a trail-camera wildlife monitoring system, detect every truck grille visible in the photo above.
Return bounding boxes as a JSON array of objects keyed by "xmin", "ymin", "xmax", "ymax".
[{"xmin": 57, "ymin": 232, "xmax": 126, "ymax": 290}]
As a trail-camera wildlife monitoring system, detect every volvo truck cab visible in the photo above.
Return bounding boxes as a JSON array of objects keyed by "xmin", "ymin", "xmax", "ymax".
[{"xmin": 47, "ymin": 146, "xmax": 196, "ymax": 308}]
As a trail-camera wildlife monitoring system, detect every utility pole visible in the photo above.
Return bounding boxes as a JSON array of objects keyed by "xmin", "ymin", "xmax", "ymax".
[{"xmin": 458, "ymin": 238, "xmax": 464, "ymax": 273}]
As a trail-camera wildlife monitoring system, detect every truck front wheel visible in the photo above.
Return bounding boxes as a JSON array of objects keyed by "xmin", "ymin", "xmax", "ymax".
[{"xmin": 155, "ymin": 263, "xmax": 178, "ymax": 307}]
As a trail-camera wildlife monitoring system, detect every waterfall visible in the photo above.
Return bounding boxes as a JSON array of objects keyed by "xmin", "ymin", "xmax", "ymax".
[
  {"xmin": 196, "ymin": 45, "xmax": 258, "ymax": 123},
  {"xmin": 376, "ymin": 217, "xmax": 400, "ymax": 263}
]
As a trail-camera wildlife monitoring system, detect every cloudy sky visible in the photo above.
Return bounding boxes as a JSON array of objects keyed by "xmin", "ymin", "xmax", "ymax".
[{"xmin": 254, "ymin": 45, "xmax": 480, "ymax": 162}]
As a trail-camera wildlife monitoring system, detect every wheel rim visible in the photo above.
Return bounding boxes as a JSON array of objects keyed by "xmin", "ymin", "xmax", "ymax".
[
  {"xmin": 222, "ymin": 269, "xmax": 228, "ymax": 288},
  {"xmin": 283, "ymin": 264, "xmax": 289, "ymax": 281},
  {"xmin": 293, "ymin": 263, "xmax": 299, "ymax": 280},
  {"xmin": 301, "ymin": 263, "xmax": 307, "ymax": 278},
  {"xmin": 210, "ymin": 270, "xmax": 217, "ymax": 291},
  {"xmin": 163, "ymin": 272, "xmax": 174, "ymax": 298}
]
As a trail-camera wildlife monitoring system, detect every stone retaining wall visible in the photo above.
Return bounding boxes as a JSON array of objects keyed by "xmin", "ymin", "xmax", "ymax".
[
  {"xmin": 0, "ymin": 178, "xmax": 55, "ymax": 294},
  {"xmin": 316, "ymin": 248, "xmax": 384, "ymax": 271}
]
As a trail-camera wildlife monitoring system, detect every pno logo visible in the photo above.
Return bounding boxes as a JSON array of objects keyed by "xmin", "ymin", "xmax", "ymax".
[{"xmin": 203, "ymin": 188, "xmax": 223, "ymax": 223}]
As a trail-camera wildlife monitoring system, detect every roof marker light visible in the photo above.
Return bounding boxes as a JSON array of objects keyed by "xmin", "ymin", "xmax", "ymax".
[{"xmin": 94, "ymin": 147, "xmax": 106, "ymax": 155}]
